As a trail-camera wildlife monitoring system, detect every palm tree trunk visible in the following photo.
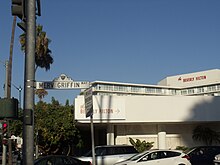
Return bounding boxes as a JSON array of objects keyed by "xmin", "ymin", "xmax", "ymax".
[
  {"xmin": 8, "ymin": 16, "xmax": 17, "ymax": 96},
  {"xmin": 8, "ymin": 16, "xmax": 17, "ymax": 165}
]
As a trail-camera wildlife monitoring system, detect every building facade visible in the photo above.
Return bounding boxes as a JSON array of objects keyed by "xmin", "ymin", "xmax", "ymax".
[{"xmin": 74, "ymin": 69, "xmax": 220, "ymax": 149}]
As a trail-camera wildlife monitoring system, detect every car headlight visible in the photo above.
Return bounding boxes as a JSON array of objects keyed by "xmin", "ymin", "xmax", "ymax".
[{"xmin": 215, "ymin": 156, "xmax": 220, "ymax": 161}]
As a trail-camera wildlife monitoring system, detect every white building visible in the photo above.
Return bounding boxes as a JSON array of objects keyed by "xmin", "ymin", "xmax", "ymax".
[{"xmin": 74, "ymin": 69, "xmax": 220, "ymax": 149}]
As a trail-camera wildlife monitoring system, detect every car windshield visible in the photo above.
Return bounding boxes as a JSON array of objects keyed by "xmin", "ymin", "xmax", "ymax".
[
  {"xmin": 83, "ymin": 150, "xmax": 92, "ymax": 157},
  {"xmin": 128, "ymin": 151, "xmax": 149, "ymax": 161},
  {"xmin": 83, "ymin": 147, "xmax": 104, "ymax": 157},
  {"xmin": 183, "ymin": 147, "xmax": 195, "ymax": 154}
]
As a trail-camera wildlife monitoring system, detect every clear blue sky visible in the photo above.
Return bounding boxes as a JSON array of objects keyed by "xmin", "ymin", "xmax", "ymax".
[{"xmin": 1, "ymin": 0, "xmax": 220, "ymax": 105}]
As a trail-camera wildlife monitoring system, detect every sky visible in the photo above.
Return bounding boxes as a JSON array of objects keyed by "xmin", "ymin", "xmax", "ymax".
[{"xmin": 1, "ymin": 0, "xmax": 220, "ymax": 105}]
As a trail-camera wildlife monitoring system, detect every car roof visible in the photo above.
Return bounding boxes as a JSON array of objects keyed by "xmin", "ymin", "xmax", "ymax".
[
  {"xmin": 95, "ymin": 145, "xmax": 134, "ymax": 148},
  {"xmin": 187, "ymin": 146, "xmax": 220, "ymax": 150},
  {"xmin": 144, "ymin": 149, "xmax": 183, "ymax": 153}
]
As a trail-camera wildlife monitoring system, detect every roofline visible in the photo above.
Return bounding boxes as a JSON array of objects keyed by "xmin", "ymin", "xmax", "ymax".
[{"xmin": 91, "ymin": 80, "xmax": 182, "ymax": 89}]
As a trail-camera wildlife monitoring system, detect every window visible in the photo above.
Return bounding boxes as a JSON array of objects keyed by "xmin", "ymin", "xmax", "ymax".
[
  {"xmin": 188, "ymin": 88, "xmax": 194, "ymax": 94},
  {"xmin": 165, "ymin": 151, "xmax": 181, "ymax": 158},
  {"xmin": 217, "ymin": 85, "xmax": 220, "ymax": 91},
  {"xmin": 181, "ymin": 90, "xmax": 187, "ymax": 95},
  {"xmin": 96, "ymin": 147, "xmax": 107, "ymax": 156},
  {"xmin": 104, "ymin": 85, "xmax": 114, "ymax": 91},
  {"xmin": 170, "ymin": 89, "xmax": 177, "ymax": 95},
  {"xmin": 96, "ymin": 84, "xmax": 114, "ymax": 91},
  {"xmin": 131, "ymin": 87, "xmax": 141, "ymax": 93},
  {"xmin": 197, "ymin": 87, "xmax": 204, "ymax": 93},
  {"xmin": 114, "ymin": 85, "xmax": 127, "ymax": 92},
  {"xmin": 149, "ymin": 152, "xmax": 158, "ymax": 160},
  {"xmin": 207, "ymin": 85, "xmax": 216, "ymax": 92},
  {"xmin": 145, "ymin": 88, "xmax": 156, "ymax": 93},
  {"xmin": 156, "ymin": 88, "xmax": 162, "ymax": 94}
]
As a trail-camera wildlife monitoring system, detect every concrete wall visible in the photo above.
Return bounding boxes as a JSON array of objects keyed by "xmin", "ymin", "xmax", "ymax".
[{"xmin": 75, "ymin": 95, "xmax": 220, "ymax": 123}]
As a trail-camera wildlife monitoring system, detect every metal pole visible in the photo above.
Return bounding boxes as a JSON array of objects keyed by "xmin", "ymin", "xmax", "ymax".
[
  {"xmin": 12, "ymin": 84, "xmax": 22, "ymax": 109},
  {"xmin": 18, "ymin": 86, "xmax": 22, "ymax": 109},
  {"xmin": 4, "ymin": 61, "xmax": 9, "ymax": 98},
  {"xmin": 22, "ymin": 0, "xmax": 36, "ymax": 164},
  {"xmin": 90, "ymin": 115, "xmax": 96, "ymax": 165},
  {"xmin": 2, "ymin": 61, "xmax": 9, "ymax": 165}
]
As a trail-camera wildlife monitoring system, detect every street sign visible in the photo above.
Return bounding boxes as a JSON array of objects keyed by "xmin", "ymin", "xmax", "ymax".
[
  {"xmin": 36, "ymin": 74, "xmax": 90, "ymax": 89},
  {"xmin": 84, "ymin": 87, "xmax": 93, "ymax": 117}
]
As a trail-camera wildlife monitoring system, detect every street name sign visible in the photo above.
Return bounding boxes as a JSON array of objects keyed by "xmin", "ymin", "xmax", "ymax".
[{"xmin": 36, "ymin": 74, "xmax": 90, "ymax": 90}]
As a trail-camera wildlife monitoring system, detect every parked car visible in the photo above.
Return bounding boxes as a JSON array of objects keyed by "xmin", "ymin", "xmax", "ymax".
[
  {"xmin": 114, "ymin": 149, "xmax": 191, "ymax": 165},
  {"xmin": 77, "ymin": 145, "xmax": 138, "ymax": 165},
  {"xmin": 34, "ymin": 155, "xmax": 91, "ymax": 165},
  {"xmin": 185, "ymin": 146, "xmax": 220, "ymax": 165},
  {"xmin": 214, "ymin": 154, "xmax": 220, "ymax": 165}
]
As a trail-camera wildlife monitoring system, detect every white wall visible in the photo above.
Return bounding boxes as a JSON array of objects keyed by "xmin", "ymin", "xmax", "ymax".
[
  {"xmin": 75, "ymin": 95, "xmax": 220, "ymax": 149},
  {"xmin": 158, "ymin": 69, "xmax": 220, "ymax": 87},
  {"xmin": 75, "ymin": 95, "xmax": 220, "ymax": 123}
]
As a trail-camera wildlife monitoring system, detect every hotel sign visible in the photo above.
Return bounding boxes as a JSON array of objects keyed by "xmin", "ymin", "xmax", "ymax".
[
  {"xmin": 75, "ymin": 95, "xmax": 126, "ymax": 121},
  {"xmin": 178, "ymin": 75, "xmax": 207, "ymax": 83},
  {"xmin": 36, "ymin": 74, "xmax": 90, "ymax": 90}
]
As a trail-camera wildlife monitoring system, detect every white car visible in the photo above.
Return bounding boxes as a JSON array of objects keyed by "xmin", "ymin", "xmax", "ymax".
[
  {"xmin": 214, "ymin": 154, "xmax": 220, "ymax": 165},
  {"xmin": 77, "ymin": 145, "xmax": 138, "ymax": 165},
  {"xmin": 114, "ymin": 149, "xmax": 191, "ymax": 165}
]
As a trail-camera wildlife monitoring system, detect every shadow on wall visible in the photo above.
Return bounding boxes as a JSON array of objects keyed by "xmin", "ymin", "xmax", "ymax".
[
  {"xmin": 182, "ymin": 96, "xmax": 220, "ymax": 147},
  {"xmin": 189, "ymin": 96, "xmax": 220, "ymax": 122}
]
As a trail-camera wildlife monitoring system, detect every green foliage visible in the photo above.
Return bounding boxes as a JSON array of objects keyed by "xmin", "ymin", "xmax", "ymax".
[
  {"xmin": 192, "ymin": 125, "xmax": 220, "ymax": 146},
  {"xmin": 175, "ymin": 146, "xmax": 188, "ymax": 152},
  {"xmin": 9, "ymin": 111, "xmax": 23, "ymax": 137},
  {"xmin": 10, "ymin": 98, "xmax": 84, "ymax": 155},
  {"xmin": 35, "ymin": 98, "xmax": 83, "ymax": 154},
  {"xmin": 19, "ymin": 24, "xmax": 53, "ymax": 71},
  {"xmin": 129, "ymin": 137, "xmax": 154, "ymax": 153}
]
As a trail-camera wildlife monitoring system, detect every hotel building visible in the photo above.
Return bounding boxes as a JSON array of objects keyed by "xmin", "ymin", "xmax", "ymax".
[{"xmin": 75, "ymin": 69, "xmax": 220, "ymax": 149}]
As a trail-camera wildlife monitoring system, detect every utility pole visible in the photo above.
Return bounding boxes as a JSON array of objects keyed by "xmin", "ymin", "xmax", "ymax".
[
  {"xmin": 22, "ymin": 0, "xmax": 36, "ymax": 164},
  {"xmin": 2, "ymin": 61, "xmax": 9, "ymax": 165},
  {"xmin": 11, "ymin": 0, "xmax": 40, "ymax": 164}
]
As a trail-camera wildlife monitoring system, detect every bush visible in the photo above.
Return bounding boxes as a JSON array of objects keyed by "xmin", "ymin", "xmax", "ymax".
[
  {"xmin": 175, "ymin": 146, "xmax": 188, "ymax": 152},
  {"xmin": 129, "ymin": 137, "xmax": 154, "ymax": 153}
]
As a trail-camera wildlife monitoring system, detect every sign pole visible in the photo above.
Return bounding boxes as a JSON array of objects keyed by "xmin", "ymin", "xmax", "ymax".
[
  {"xmin": 90, "ymin": 115, "xmax": 96, "ymax": 165},
  {"xmin": 84, "ymin": 87, "xmax": 95, "ymax": 165}
]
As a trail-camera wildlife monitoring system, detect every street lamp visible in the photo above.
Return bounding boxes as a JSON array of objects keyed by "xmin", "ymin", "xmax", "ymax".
[
  {"xmin": 12, "ymin": 84, "xmax": 22, "ymax": 109},
  {"xmin": 0, "ymin": 60, "xmax": 6, "ymax": 67}
]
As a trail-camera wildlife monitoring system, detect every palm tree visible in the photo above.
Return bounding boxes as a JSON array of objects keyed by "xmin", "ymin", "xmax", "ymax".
[
  {"xmin": 35, "ymin": 89, "xmax": 48, "ymax": 102},
  {"xmin": 19, "ymin": 24, "xmax": 53, "ymax": 101},
  {"xmin": 192, "ymin": 125, "xmax": 220, "ymax": 145},
  {"xmin": 19, "ymin": 24, "xmax": 54, "ymax": 72}
]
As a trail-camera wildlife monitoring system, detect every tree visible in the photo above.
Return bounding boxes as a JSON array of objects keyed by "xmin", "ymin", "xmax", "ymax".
[
  {"xmin": 35, "ymin": 98, "xmax": 83, "ymax": 155},
  {"xmin": 19, "ymin": 24, "xmax": 53, "ymax": 101},
  {"xmin": 192, "ymin": 125, "xmax": 220, "ymax": 146},
  {"xmin": 10, "ymin": 98, "xmax": 83, "ymax": 155},
  {"xmin": 35, "ymin": 89, "xmax": 48, "ymax": 102},
  {"xmin": 10, "ymin": 111, "xmax": 23, "ymax": 137},
  {"xmin": 19, "ymin": 24, "xmax": 54, "ymax": 72}
]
